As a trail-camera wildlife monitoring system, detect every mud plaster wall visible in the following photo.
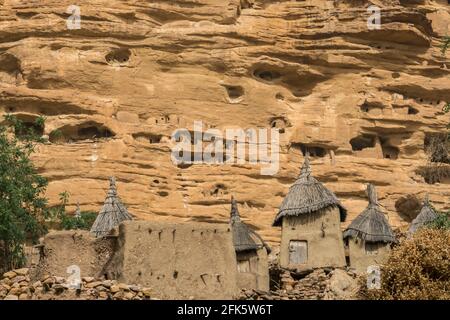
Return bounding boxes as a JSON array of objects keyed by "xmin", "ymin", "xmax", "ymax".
[
  {"xmin": 106, "ymin": 221, "xmax": 238, "ymax": 300},
  {"xmin": 236, "ymin": 247, "xmax": 269, "ymax": 292},
  {"xmin": 280, "ymin": 208, "xmax": 346, "ymax": 270},
  {"xmin": 34, "ymin": 230, "xmax": 115, "ymax": 280},
  {"xmin": 348, "ymin": 239, "xmax": 391, "ymax": 274}
]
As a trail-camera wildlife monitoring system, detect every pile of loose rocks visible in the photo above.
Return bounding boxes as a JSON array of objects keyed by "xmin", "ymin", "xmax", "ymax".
[
  {"xmin": 0, "ymin": 268, "xmax": 154, "ymax": 300},
  {"xmin": 240, "ymin": 268, "xmax": 360, "ymax": 300}
]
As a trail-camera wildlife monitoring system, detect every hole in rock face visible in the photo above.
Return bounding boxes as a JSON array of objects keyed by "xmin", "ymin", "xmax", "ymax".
[
  {"xmin": 132, "ymin": 133, "xmax": 162, "ymax": 144},
  {"xmin": 222, "ymin": 85, "xmax": 244, "ymax": 100},
  {"xmin": 78, "ymin": 126, "xmax": 113, "ymax": 140},
  {"xmin": 7, "ymin": 114, "xmax": 45, "ymax": 139},
  {"xmin": 105, "ymin": 48, "xmax": 131, "ymax": 65},
  {"xmin": 408, "ymin": 106, "xmax": 419, "ymax": 115},
  {"xmin": 392, "ymin": 72, "xmax": 400, "ymax": 79},
  {"xmin": 379, "ymin": 137, "xmax": 399, "ymax": 160},
  {"xmin": 158, "ymin": 191, "xmax": 169, "ymax": 197},
  {"xmin": 0, "ymin": 53, "xmax": 22, "ymax": 75},
  {"xmin": 211, "ymin": 183, "xmax": 226, "ymax": 197},
  {"xmin": 270, "ymin": 117, "xmax": 289, "ymax": 134},
  {"xmin": 294, "ymin": 143, "xmax": 327, "ymax": 157},
  {"xmin": 381, "ymin": 145, "xmax": 399, "ymax": 160},
  {"xmin": 275, "ymin": 93, "xmax": 284, "ymax": 101},
  {"xmin": 395, "ymin": 194, "xmax": 422, "ymax": 222},
  {"xmin": 15, "ymin": 121, "xmax": 44, "ymax": 139},
  {"xmin": 253, "ymin": 69, "xmax": 281, "ymax": 82},
  {"xmin": 49, "ymin": 122, "xmax": 114, "ymax": 143},
  {"xmin": 350, "ymin": 134, "xmax": 376, "ymax": 151}
]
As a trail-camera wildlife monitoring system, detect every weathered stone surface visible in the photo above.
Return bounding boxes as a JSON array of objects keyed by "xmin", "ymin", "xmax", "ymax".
[{"xmin": 0, "ymin": 0, "xmax": 449, "ymax": 246}]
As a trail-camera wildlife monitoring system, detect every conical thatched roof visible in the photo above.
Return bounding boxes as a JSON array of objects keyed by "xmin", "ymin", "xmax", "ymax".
[
  {"xmin": 273, "ymin": 156, "xmax": 347, "ymax": 226},
  {"xmin": 90, "ymin": 177, "xmax": 133, "ymax": 237},
  {"xmin": 343, "ymin": 184, "xmax": 396, "ymax": 243},
  {"xmin": 230, "ymin": 197, "xmax": 271, "ymax": 253},
  {"xmin": 408, "ymin": 195, "xmax": 438, "ymax": 235}
]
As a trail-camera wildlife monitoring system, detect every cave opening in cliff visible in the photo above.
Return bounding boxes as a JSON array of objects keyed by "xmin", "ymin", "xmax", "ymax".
[
  {"xmin": 8, "ymin": 114, "xmax": 45, "ymax": 139},
  {"xmin": 350, "ymin": 134, "xmax": 376, "ymax": 151},
  {"xmin": 222, "ymin": 85, "xmax": 244, "ymax": 101},
  {"xmin": 379, "ymin": 137, "xmax": 399, "ymax": 160},
  {"xmin": 133, "ymin": 132, "xmax": 163, "ymax": 144},
  {"xmin": 293, "ymin": 143, "xmax": 327, "ymax": 158},
  {"xmin": 270, "ymin": 117, "xmax": 289, "ymax": 134},
  {"xmin": 105, "ymin": 48, "xmax": 131, "ymax": 65},
  {"xmin": 253, "ymin": 69, "xmax": 281, "ymax": 82},
  {"xmin": 408, "ymin": 106, "xmax": 419, "ymax": 115},
  {"xmin": 49, "ymin": 122, "xmax": 115, "ymax": 143}
]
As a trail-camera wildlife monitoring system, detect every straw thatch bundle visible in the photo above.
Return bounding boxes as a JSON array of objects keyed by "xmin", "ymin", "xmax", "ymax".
[
  {"xmin": 408, "ymin": 195, "xmax": 438, "ymax": 235},
  {"xmin": 90, "ymin": 177, "xmax": 133, "ymax": 237},
  {"xmin": 273, "ymin": 156, "xmax": 346, "ymax": 226},
  {"xmin": 230, "ymin": 197, "xmax": 270, "ymax": 253},
  {"xmin": 343, "ymin": 184, "xmax": 396, "ymax": 243}
]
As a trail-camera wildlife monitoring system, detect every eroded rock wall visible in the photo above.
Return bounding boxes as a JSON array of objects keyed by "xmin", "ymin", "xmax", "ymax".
[{"xmin": 0, "ymin": 0, "xmax": 449, "ymax": 244}]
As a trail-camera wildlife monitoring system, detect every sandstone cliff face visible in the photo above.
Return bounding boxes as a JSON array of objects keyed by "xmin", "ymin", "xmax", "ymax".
[{"xmin": 0, "ymin": 0, "xmax": 449, "ymax": 244}]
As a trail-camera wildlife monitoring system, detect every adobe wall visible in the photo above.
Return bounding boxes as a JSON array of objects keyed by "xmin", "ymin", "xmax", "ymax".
[
  {"xmin": 348, "ymin": 239, "xmax": 391, "ymax": 274},
  {"xmin": 236, "ymin": 248, "xmax": 269, "ymax": 292},
  {"xmin": 279, "ymin": 207, "xmax": 346, "ymax": 270},
  {"xmin": 34, "ymin": 230, "xmax": 115, "ymax": 280},
  {"xmin": 106, "ymin": 220, "xmax": 239, "ymax": 299}
]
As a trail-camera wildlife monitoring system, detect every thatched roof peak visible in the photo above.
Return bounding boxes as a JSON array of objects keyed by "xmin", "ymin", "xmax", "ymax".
[
  {"xmin": 343, "ymin": 184, "xmax": 396, "ymax": 243},
  {"xmin": 230, "ymin": 196, "xmax": 241, "ymax": 223},
  {"xmin": 90, "ymin": 176, "xmax": 133, "ymax": 237},
  {"xmin": 408, "ymin": 194, "xmax": 438, "ymax": 235},
  {"xmin": 273, "ymin": 156, "xmax": 347, "ymax": 226},
  {"xmin": 74, "ymin": 201, "xmax": 81, "ymax": 218},
  {"xmin": 230, "ymin": 197, "xmax": 270, "ymax": 253},
  {"xmin": 298, "ymin": 155, "xmax": 312, "ymax": 179}
]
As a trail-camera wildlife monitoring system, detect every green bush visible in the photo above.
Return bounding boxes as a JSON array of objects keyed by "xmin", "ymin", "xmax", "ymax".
[
  {"xmin": 426, "ymin": 211, "xmax": 450, "ymax": 230},
  {"xmin": 0, "ymin": 115, "xmax": 49, "ymax": 272},
  {"xmin": 50, "ymin": 192, "xmax": 96, "ymax": 231},
  {"xmin": 60, "ymin": 211, "xmax": 97, "ymax": 231}
]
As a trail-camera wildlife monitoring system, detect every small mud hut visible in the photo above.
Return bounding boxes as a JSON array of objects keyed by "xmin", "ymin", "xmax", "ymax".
[
  {"xmin": 230, "ymin": 197, "xmax": 270, "ymax": 291},
  {"xmin": 343, "ymin": 184, "xmax": 396, "ymax": 273},
  {"xmin": 273, "ymin": 156, "xmax": 347, "ymax": 270},
  {"xmin": 90, "ymin": 177, "xmax": 133, "ymax": 237},
  {"xmin": 408, "ymin": 195, "xmax": 438, "ymax": 235}
]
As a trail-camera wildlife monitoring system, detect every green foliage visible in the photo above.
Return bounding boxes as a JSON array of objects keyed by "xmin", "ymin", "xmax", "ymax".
[
  {"xmin": 0, "ymin": 115, "xmax": 48, "ymax": 272},
  {"xmin": 60, "ymin": 211, "xmax": 97, "ymax": 231},
  {"xmin": 50, "ymin": 191, "xmax": 96, "ymax": 231},
  {"xmin": 444, "ymin": 102, "xmax": 450, "ymax": 114},
  {"xmin": 4, "ymin": 113, "xmax": 45, "ymax": 142},
  {"xmin": 442, "ymin": 36, "xmax": 450, "ymax": 56},
  {"xmin": 426, "ymin": 211, "xmax": 450, "ymax": 230},
  {"xmin": 49, "ymin": 129, "xmax": 64, "ymax": 143}
]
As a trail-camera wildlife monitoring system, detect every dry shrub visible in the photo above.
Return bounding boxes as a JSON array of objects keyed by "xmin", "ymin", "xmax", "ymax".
[
  {"xmin": 360, "ymin": 228, "xmax": 450, "ymax": 300},
  {"xmin": 417, "ymin": 164, "xmax": 450, "ymax": 184},
  {"xmin": 425, "ymin": 133, "xmax": 449, "ymax": 164}
]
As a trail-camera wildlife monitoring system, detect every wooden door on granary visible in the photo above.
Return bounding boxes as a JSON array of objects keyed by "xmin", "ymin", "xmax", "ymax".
[{"xmin": 289, "ymin": 240, "xmax": 308, "ymax": 265}]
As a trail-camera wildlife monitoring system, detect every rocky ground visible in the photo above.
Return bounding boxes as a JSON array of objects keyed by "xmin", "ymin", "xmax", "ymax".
[
  {"xmin": 239, "ymin": 268, "xmax": 360, "ymax": 300},
  {"xmin": 0, "ymin": 268, "xmax": 154, "ymax": 300},
  {"xmin": 1, "ymin": 266, "xmax": 360, "ymax": 300}
]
